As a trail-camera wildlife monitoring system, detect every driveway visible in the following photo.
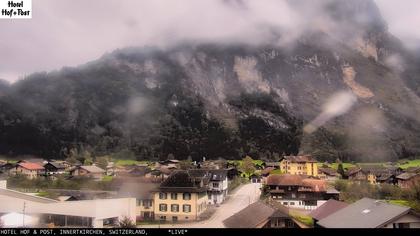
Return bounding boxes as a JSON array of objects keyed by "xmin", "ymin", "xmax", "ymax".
[{"xmin": 139, "ymin": 183, "xmax": 262, "ymax": 228}]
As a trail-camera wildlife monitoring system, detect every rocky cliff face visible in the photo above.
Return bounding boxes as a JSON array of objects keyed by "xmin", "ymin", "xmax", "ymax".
[{"xmin": 1, "ymin": 0, "xmax": 419, "ymax": 162}]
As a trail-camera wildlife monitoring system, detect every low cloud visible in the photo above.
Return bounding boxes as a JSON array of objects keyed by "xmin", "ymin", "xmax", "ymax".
[
  {"xmin": 0, "ymin": 0, "xmax": 419, "ymax": 82},
  {"xmin": 304, "ymin": 91, "xmax": 358, "ymax": 134}
]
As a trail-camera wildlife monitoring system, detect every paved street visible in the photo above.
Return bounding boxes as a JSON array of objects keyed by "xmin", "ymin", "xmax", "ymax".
[{"xmin": 139, "ymin": 183, "xmax": 262, "ymax": 228}]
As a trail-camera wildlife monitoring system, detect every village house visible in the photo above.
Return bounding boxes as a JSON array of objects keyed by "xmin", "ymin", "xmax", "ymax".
[
  {"xmin": 43, "ymin": 162, "xmax": 67, "ymax": 176},
  {"xmin": 280, "ymin": 156, "xmax": 319, "ymax": 177},
  {"xmin": 156, "ymin": 159, "xmax": 180, "ymax": 169},
  {"xmin": 69, "ymin": 165, "xmax": 106, "ymax": 180},
  {"xmin": 265, "ymin": 174, "xmax": 339, "ymax": 210},
  {"xmin": 347, "ymin": 165, "xmax": 402, "ymax": 184},
  {"xmin": 396, "ymin": 172, "xmax": 420, "ymax": 189},
  {"xmin": 317, "ymin": 167, "xmax": 340, "ymax": 181},
  {"xmin": 309, "ymin": 199, "xmax": 349, "ymax": 227},
  {"xmin": 186, "ymin": 169, "xmax": 229, "ymax": 205},
  {"xmin": 118, "ymin": 182, "xmax": 158, "ymax": 222},
  {"xmin": 265, "ymin": 162, "xmax": 280, "ymax": 170},
  {"xmin": 206, "ymin": 169, "xmax": 228, "ymax": 205},
  {"xmin": 153, "ymin": 170, "xmax": 208, "ymax": 222},
  {"xmin": 223, "ymin": 201, "xmax": 300, "ymax": 228},
  {"xmin": 0, "ymin": 183, "xmax": 136, "ymax": 228},
  {"xmin": 317, "ymin": 198, "xmax": 420, "ymax": 228},
  {"xmin": 14, "ymin": 162, "xmax": 45, "ymax": 179},
  {"xmin": 0, "ymin": 162, "xmax": 15, "ymax": 175},
  {"xmin": 105, "ymin": 162, "xmax": 115, "ymax": 176}
]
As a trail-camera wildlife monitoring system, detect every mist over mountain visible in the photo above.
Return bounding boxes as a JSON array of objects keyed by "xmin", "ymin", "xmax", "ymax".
[{"xmin": 1, "ymin": 0, "xmax": 420, "ymax": 162}]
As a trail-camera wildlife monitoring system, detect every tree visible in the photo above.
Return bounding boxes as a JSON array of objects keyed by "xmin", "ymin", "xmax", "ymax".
[
  {"xmin": 239, "ymin": 156, "xmax": 256, "ymax": 177},
  {"xmin": 337, "ymin": 163, "xmax": 345, "ymax": 177},
  {"xmin": 118, "ymin": 216, "xmax": 136, "ymax": 228},
  {"xmin": 179, "ymin": 160, "xmax": 192, "ymax": 170},
  {"xmin": 83, "ymin": 151, "xmax": 93, "ymax": 165},
  {"xmin": 96, "ymin": 156, "xmax": 108, "ymax": 170}
]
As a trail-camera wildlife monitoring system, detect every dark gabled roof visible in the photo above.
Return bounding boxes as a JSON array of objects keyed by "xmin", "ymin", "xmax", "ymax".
[
  {"xmin": 187, "ymin": 169, "xmax": 209, "ymax": 178},
  {"xmin": 396, "ymin": 172, "xmax": 419, "ymax": 180},
  {"xmin": 159, "ymin": 170, "xmax": 207, "ymax": 193},
  {"xmin": 128, "ymin": 166, "xmax": 151, "ymax": 176},
  {"xmin": 309, "ymin": 199, "xmax": 349, "ymax": 221},
  {"xmin": 265, "ymin": 162, "xmax": 280, "ymax": 167},
  {"xmin": 45, "ymin": 162, "xmax": 66, "ymax": 169},
  {"xmin": 261, "ymin": 167, "xmax": 275, "ymax": 176},
  {"xmin": 223, "ymin": 201, "xmax": 276, "ymax": 228},
  {"xmin": 317, "ymin": 198, "xmax": 411, "ymax": 228},
  {"xmin": 283, "ymin": 155, "xmax": 317, "ymax": 163},
  {"xmin": 346, "ymin": 167, "xmax": 362, "ymax": 176},
  {"xmin": 376, "ymin": 173, "xmax": 394, "ymax": 181},
  {"xmin": 208, "ymin": 169, "xmax": 228, "ymax": 181},
  {"xmin": 318, "ymin": 167, "xmax": 339, "ymax": 176}
]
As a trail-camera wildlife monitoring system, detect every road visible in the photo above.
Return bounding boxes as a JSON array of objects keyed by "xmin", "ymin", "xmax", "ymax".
[{"xmin": 140, "ymin": 183, "xmax": 261, "ymax": 228}]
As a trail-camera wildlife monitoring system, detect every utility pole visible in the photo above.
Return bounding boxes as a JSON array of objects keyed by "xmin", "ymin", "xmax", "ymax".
[{"xmin": 22, "ymin": 201, "xmax": 26, "ymax": 227}]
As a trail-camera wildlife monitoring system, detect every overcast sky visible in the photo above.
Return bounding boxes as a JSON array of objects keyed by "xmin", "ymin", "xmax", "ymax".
[{"xmin": 0, "ymin": 0, "xmax": 419, "ymax": 83}]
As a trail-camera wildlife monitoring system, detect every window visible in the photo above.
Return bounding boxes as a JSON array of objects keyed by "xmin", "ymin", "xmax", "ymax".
[
  {"xmin": 172, "ymin": 216, "xmax": 178, "ymax": 222},
  {"xmin": 136, "ymin": 199, "xmax": 142, "ymax": 206},
  {"xmin": 183, "ymin": 193, "xmax": 191, "ymax": 200},
  {"xmin": 183, "ymin": 204, "xmax": 191, "ymax": 213},
  {"xmin": 160, "ymin": 216, "xmax": 166, "ymax": 221},
  {"xmin": 283, "ymin": 202, "xmax": 288, "ymax": 205},
  {"xmin": 171, "ymin": 204, "xmax": 179, "ymax": 212},
  {"xmin": 159, "ymin": 204, "xmax": 167, "ymax": 212},
  {"xmin": 290, "ymin": 202, "xmax": 295, "ymax": 206},
  {"xmin": 143, "ymin": 200, "xmax": 152, "ymax": 208},
  {"xmin": 159, "ymin": 192, "xmax": 167, "ymax": 200},
  {"xmin": 171, "ymin": 193, "xmax": 178, "ymax": 200}
]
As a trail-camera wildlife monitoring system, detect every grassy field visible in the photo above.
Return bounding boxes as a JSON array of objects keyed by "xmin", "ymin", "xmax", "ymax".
[
  {"xmin": 319, "ymin": 159, "xmax": 420, "ymax": 170},
  {"xmin": 398, "ymin": 159, "xmax": 420, "ymax": 169},
  {"xmin": 113, "ymin": 159, "xmax": 150, "ymax": 167}
]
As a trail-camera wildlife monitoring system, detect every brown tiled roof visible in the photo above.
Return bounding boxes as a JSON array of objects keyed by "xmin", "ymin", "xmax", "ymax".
[
  {"xmin": 266, "ymin": 174, "xmax": 304, "ymax": 186},
  {"xmin": 18, "ymin": 162, "xmax": 45, "ymax": 170},
  {"xmin": 405, "ymin": 167, "xmax": 420, "ymax": 173},
  {"xmin": 261, "ymin": 167, "xmax": 275, "ymax": 175},
  {"xmin": 346, "ymin": 167, "xmax": 361, "ymax": 176},
  {"xmin": 309, "ymin": 199, "xmax": 349, "ymax": 221},
  {"xmin": 318, "ymin": 167, "xmax": 338, "ymax": 176},
  {"xmin": 283, "ymin": 155, "xmax": 317, "ymax": 163},
  {"xmin": 396, "ymin": 172, "xmax": 418, "ymax": 180},
  {"xmin": 223, "ymin": 201, "xmax": 277, "ymax": 228},
  {"xmin": 302, "ymin": 179, "xmax": 328, "ymax": 192}
]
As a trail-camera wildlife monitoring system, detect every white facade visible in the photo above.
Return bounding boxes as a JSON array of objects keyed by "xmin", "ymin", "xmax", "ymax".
[
  {"xmin": 0, "ymin": 188, "xmax": 136, "ymax": 228},
  {"xmin": 0, "ymin": 180, "xmax": 6, "ymax": 189},
  {"xmin": 207, "ymin": 176, "xmax": 228, "ymax": 205},
  {"xmin": 276, "ymin": 199, "xmax": 327, "ymax": 210}
]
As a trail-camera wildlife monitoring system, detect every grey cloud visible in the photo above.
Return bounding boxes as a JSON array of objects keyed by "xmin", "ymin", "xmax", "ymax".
[{"xmin": 0, "ymin": 0, "xmax": 418, "ymax": 82}]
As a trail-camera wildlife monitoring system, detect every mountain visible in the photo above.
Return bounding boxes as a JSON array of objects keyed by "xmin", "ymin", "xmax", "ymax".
[{"xmin": 1, "ymin": 0, "xmax": 420, "ymax": 162}]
